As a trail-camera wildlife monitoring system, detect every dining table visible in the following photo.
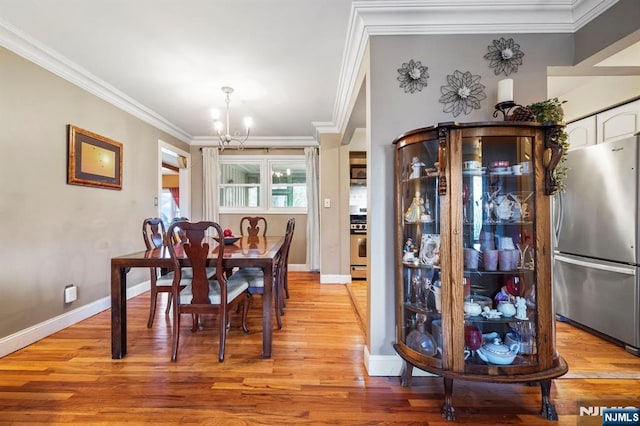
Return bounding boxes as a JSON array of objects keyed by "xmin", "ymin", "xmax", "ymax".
[{"xmin": 110, "ymin": 235, "xmax": 284, "ymax": 359}]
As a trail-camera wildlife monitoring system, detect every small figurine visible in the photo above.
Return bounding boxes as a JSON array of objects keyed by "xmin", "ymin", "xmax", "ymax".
[
  {"xmin": 515, "ymin": 296, "xmax": 528, "ymax": 320},
  {"xmin": 403, "ymin": 237, "xmax": 416, "ymax": 261},
  {"xmin": 494, "ymin": 285, "xmax": 515, "ymax": 305},
  {"xmin": 404, "ymin": 192, "xmax": 425, "ymax": 223},
  {"xmin": 409, "ymin": 156, "xmax": 426, "ymax": 179},
  {"xmin": 481, "ymin": 306, "xmax": 503, "ymax": 319},
  {"xmin": 420, "ymin": 198, "xmax": 432, "ymax": 223}
]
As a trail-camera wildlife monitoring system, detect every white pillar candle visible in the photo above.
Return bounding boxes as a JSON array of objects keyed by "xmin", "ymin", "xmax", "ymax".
[{"xmin": 497, "ymin": 78, "xmax": 513, "ymax": 104}]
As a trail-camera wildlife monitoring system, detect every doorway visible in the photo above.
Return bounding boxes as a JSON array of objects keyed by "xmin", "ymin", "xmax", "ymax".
[{"xmin": 158, "ymin": 140, "xmax": 191, "ymax": 225}]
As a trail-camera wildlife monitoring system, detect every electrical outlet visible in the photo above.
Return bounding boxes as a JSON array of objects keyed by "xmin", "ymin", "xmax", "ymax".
[
  {"xmin": 323, "ymin": 198, "xmax": 331, "ymax": 208},
  {"xmin": 64, "ymin": 285, "xmax": 77, "ymax": 303}
]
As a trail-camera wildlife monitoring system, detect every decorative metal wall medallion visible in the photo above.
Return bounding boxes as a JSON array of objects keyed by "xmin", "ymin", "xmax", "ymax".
[
  {"xmin": 397, "ymin": 59, "xmax": 429, "ymax": 93},
  {"xmin": 484, "ymin": 37, "xmax": 524, "ymax": 76},
  {"xmin": 439, "ymin": 70, "xmax": 486, "ymax": 117}
]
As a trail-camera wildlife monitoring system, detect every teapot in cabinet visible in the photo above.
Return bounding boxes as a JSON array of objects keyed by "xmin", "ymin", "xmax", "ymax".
[
  {"xmin": 464, "ymin": 300, "xmax": 483, "ymax": 316},
  {"xmin": 497, "ymin": 301, "xmax": 516, "ymax": 318},
  {"xmin": 477, "ymin": 338, "xmax": 520, "ymax": 365}
]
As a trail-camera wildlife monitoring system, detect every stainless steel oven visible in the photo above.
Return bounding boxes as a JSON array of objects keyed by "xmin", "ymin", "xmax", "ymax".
[{"xmin": 350, "ymin": 215, "xmax": 367, "ymax": 279}]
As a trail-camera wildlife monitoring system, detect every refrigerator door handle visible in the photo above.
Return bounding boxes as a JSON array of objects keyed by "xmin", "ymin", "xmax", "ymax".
[
  {"xmin": 555, "ymin": 254, "xmax": 636, "ymax": 275},
  {"xmin": 554, "ymin": 193, "xmax": 563, "ymax": 242}
]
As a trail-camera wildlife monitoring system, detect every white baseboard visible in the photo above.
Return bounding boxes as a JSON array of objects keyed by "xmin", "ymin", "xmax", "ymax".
[
  {"xmin": 363, "ymin": 345, "xmax": 436, "ymax": 377},
  {"xmin": 0, "ymin": 281, "xmax": 150, "ymax": 359},
  {"xmin": 320, "ymin": 274, "xmax": 352, "ymax": 284},
  {"xmin": 287, "ymin": 263, "xmax": 308, "ymax": 272}
]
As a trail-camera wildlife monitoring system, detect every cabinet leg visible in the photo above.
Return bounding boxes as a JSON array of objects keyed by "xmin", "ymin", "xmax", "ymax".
[
  {"xmin": 441, "ymin": 377, "xmax": 456, "ymax": 421},
  {"xmin": 539, "ymin": 379, "xmax": 558, "ymax": 420},
  {"xmin": 400, "ymin": 361, "xmax": 413, "ymax": 387}
]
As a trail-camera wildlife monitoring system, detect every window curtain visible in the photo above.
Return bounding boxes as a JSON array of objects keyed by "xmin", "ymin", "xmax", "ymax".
[
  {"xmin": 305, "ymin": 147, "xmax": 320, "ymax": 271},
  {"xmin": 202, "ymin": 147, "xmax": 220, "ymax": 223},
  {"xmin": 168, "ymin": 187, "xmax": 180, "ymax": 208}
]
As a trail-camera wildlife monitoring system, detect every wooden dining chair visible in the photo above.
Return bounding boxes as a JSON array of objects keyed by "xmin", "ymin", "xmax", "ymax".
[
  {"xmin": 142, "ymin": 218, "xmax": 190, "ymax": 328},
  {"xmin": 233, "ymin": 217, "xmax": 295, "ymax": 329},
  {"xmin": 169, "ymin": 217, "xmax": 217, "ymax": 280},
  {"xmin": 168, "ymin": 216, "xmax": 190, "ymax": 244},
  {"xmin": 166, "ymin": 220, "xmax": 250, "ymax": 362},
  {"xmin": 239, "ymin": 216, "xmax": 268, "ymax": 237},
  {"xmin": 281, "ymin": 218, "xmax": 295, "ymax": 300},
  {"xmin": 237, "ymin": 216, "xmax": 269, "ymax": 276}
]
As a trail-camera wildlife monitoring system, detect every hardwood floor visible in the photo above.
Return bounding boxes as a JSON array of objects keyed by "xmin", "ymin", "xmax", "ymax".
[{"xmin": 1, "ymin": 272, "xmax": 639, "ymax": 425}]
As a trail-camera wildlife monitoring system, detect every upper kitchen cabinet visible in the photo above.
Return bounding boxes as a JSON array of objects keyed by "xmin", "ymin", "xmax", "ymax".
[
  {"xmin": 393, "ymin": 121, "xmax": 567, "ymax": 421},
  {"xmin": 565, "ymin": 115, "xmax": 596, "ymax": 150},
  {"xmin": 596, "ymin": 98, "xmax": 640, "ymax": 144}
]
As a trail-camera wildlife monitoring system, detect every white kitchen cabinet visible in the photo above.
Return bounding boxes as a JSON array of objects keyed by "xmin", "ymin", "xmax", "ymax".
[
  {"xmin": 565, "ymin": 115, "xmax": 596, "ymax": 150},
  {"xmin": 596, "ymin": 99, "xmax": 640, "ymax": 144}
]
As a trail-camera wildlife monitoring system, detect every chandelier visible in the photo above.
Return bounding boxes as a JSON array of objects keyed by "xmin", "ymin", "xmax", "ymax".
[{"xmin": 213, "ymin": 86, "xmax": 253, "ymax": 150}]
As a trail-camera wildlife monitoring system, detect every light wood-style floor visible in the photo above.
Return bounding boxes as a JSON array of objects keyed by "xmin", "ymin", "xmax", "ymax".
[{"xmin": 1, "ymin": 272, "xmax": 639, "ymax": 425}]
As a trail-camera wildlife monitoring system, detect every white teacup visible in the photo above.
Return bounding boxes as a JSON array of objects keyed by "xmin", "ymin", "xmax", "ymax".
[{"xmin": 463, "ymin": 160, "xmax": 481, "ymax": 170}]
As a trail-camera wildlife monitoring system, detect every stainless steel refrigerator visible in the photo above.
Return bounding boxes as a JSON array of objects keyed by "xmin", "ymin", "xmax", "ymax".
[{"xmin": 554, "ymin": 132, "xmax": 640, "ymax": 356}]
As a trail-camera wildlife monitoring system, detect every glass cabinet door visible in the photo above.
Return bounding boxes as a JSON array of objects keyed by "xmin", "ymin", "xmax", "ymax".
[
  {"xmin": 398, "ymin": 136, "xmax": 443, "ymax": 363},
  {"xmin": 460, "ymin": 134, "xmax": 538, "ymax": 370}
]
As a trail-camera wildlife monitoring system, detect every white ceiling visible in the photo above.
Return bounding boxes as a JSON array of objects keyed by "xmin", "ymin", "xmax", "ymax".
[{"xmin": 0, "ymin": 0, "xmax": 631, "ymax": 146}]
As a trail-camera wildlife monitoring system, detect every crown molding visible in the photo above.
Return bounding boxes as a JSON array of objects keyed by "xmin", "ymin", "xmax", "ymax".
[
  {"xmin": 572, "ymin": 0, "xmax": 621, "ymax": 31},
  {"xmin": 0, "ymin": 18, "xmax": 193, "ymax": 143},
  {"xmin": 0, "ymin": 2, "xmax": 618, "ymax": 146},
  {"xmin": 191, "ymin": 135, "xmax": 318, "ymax": 148},
  {"xmin": 329, "ymin": 0, "xmax": 619, "ymax": 136}
]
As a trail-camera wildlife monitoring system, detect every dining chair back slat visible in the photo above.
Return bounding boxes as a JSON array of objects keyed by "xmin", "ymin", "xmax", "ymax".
[
  {"xmin": 142, "ymin": 217, "xmax": 165, "ymax": 250},
  {"xmin": 142, "ymin": 217, "xmax": 188, "ymax": 328},
  {"xmin": 240, "ymin": 216, "xmax": 268, "ymax": 237}
]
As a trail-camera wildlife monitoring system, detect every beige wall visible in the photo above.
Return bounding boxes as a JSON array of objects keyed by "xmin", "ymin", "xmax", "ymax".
[
  {"xmin": 318, "ymin": 133, "xmax": 350, "ymax": 275},
  {"xmin": 0, "ymin": 46, "xmax": 188, "ymax": 340}
]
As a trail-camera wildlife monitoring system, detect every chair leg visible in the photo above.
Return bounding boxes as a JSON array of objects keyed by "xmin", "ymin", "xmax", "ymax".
[
  {"xmin": 171, "ymin": 307, "xmax": 180, "ymax": 362},
  {"xmin": 191, "ymin": 314, "xmax": 202, "ymax": 332},
  {"xmin": 276, "ymin": 269, "xmax": 286, "ymax": 316},
  {"xmin": 147, "ymin": 284, "xmax": 158, "ymax": 328},
  {"xmin": 164, "ymin": 293, "xmax": 172, "ymax": 315},
  {"xmin": 218, "ymin": 309, "xmax": 227, "ymax": 362},
  {"xmin": 241, "ymin": 294, "xmax": 250, "ymax": 333},
  {"xmin": 284, "ymin": 266, "xmax": 290, "ymax": 299},
  {"xmin": 274, "ymin": 280, "xmax": 283, "ymax": 330}
]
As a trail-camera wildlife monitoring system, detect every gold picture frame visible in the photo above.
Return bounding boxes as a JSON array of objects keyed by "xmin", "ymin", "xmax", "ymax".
[{"xmin": 67, "ymin": 125, "xmax": 123, "ymax": 190}]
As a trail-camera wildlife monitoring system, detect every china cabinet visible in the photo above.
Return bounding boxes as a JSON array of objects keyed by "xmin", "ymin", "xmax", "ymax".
[{"xmin": 393, "ymin": 121, "xmax": 567, "ymax": 421}]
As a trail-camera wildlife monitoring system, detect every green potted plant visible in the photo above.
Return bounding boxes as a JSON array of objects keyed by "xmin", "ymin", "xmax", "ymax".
[{"xmin": 527, "ymin": 98, "xmax": 569, "ymax": 192}]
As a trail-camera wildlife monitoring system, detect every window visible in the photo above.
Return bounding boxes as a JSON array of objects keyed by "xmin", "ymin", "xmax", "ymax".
[
  {"xmin": 160, "ymin": 188, "xmax": 180, "ymax": 227},
  {"xmin": 219, "ymin": 156, "xmax": 307, "ymax": 213}
]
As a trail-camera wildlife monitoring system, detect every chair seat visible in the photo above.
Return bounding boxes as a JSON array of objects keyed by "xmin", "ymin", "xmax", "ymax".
[
  {"xmin": 156, "ymin": 267, "xmax": 216, "ymax": 285},
  {"xmin": 156, "ymin": 272, "xmax": 191, "ymax": 287},
  {"xmin": 233, "ymin": 268, "xmax": 265, "ymax": 288},
  {"xmin": 178, "ymin": 274, "xmax": 249, "ymax": 305},
  {"xmin": 179, "ymin": 267, "xmax": 217, "ymax": 279}
]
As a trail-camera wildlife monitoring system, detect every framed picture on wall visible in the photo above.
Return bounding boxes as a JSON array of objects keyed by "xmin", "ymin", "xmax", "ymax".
[{"xmin": 67, "ymin": 125, "xmax": 123, "ymax": 190}]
